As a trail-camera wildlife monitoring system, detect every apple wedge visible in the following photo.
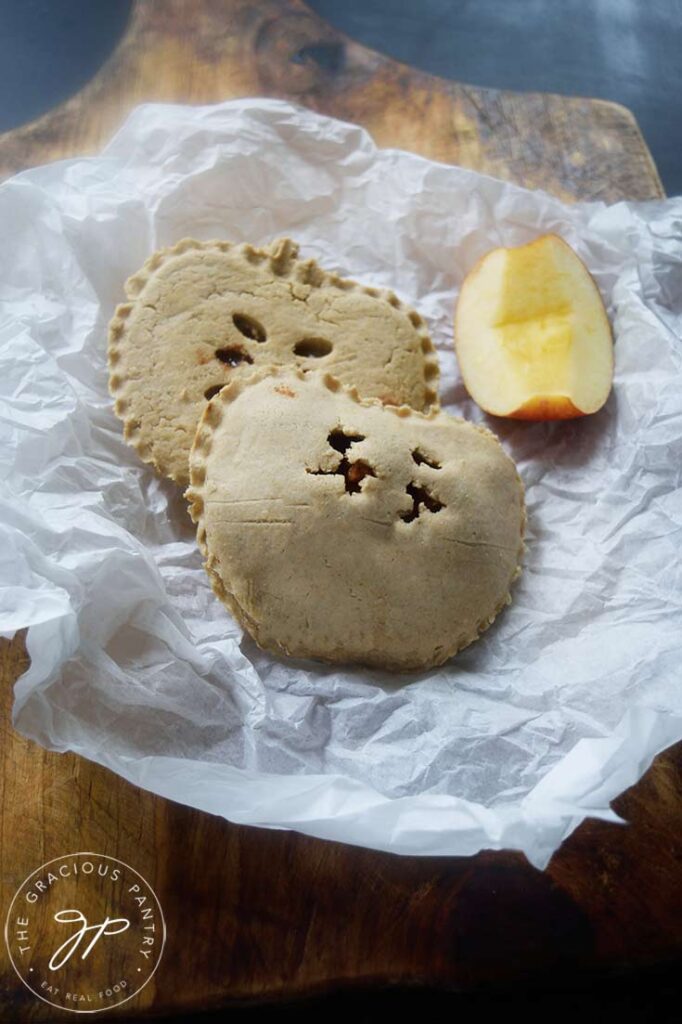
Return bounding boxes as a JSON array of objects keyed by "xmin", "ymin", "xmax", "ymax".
[{"xmin": 454, "ymin": 234, "xmax": 613, "ymax": 419}]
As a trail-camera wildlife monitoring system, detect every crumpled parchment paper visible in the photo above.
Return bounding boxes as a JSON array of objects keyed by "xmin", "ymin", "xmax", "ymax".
[{"xmin": 2, "ymin": 99, "xmax": 681, "ymax": 869}]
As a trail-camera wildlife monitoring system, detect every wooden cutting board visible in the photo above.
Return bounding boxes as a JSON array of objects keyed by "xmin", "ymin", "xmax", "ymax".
[
  {"xmin": 1, "ymin": 2, "xmax": 677, "ymax": 1020},
  {"xmin": 0, "ymin": 0, "xmax": 664, "ymax": 200}
]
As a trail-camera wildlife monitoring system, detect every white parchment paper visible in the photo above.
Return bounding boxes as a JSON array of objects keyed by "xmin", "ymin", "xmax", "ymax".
[{"xmin": 2, "ymin": 99, "xmax": 682, "ymax": 869}]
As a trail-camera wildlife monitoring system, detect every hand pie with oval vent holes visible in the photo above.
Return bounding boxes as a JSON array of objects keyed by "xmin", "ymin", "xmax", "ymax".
[
  {"xmin": 108, "ymin": 238, "xmax": 439, "ymax": 486},
  {"xmin": 187, "ymin": 369, "xmax": 525, "ymax": 672}
]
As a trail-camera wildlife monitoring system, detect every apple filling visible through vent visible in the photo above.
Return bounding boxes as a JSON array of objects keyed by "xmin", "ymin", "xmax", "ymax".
[{"xmin": 308, "ymin": 429, "xmax": 376, "ymax": 494}]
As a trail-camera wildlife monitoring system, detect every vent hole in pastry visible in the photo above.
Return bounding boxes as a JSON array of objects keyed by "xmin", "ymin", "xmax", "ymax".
[
  {"xmin": 215, "ymin": 346, "xmax": 254, "ymax": 367},
  {"xmin": 328, "ymin": 428, "xmax": 365, "ymax": 453},
  {"xmin": 308, "ymin": 457, "xmax": 375, "ymax": 495},
  {"xmin": 343, "ymin": 458, "xmax": 375, "ymax": 494},
  {"xmin": 232, "ymin": 313, "xmax": 266, "ymax": 343},
  {"xmin": 204, "ymin": 384, "xmax": 224, "ymax": 401},
  {"xmin": 308, "ymin": 429, "xmax": 374, "ymax": 494},
  {"xmin": 412, "ymin": 449, "xmax": 441, "ymax": 469},
  {"xmin": 294, "ymin": 337, "xmax": 333, "ymax": 358},
  {"xmin": 400, "ymin": 482, "xmax": 445, "ymax": 523}
]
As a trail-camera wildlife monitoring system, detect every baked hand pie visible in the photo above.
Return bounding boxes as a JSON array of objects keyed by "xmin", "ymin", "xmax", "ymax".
[
  {"xmin": 187, "ymin": 368, "xmax": 525, "ymax": 672},
  {"xmin": 108, "ymin": 237, "xmax": 439, "ymax": 486}
]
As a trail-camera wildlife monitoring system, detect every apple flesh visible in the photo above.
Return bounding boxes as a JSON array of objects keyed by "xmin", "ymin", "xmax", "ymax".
[{"xmin": 454, "ymin": 234, "xmax": 613, "ymax": 419}]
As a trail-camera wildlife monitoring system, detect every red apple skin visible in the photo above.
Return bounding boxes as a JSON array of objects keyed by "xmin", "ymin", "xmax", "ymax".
[{"xmin": 507, "ymin": 396, "xmax": 584, "ymax": 420}]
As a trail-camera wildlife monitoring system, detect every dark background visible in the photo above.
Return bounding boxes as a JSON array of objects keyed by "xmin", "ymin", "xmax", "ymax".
[
  {"xmin": 0, "ymin": 0, "xmax": 680, "ymax": 193},
  {"xmin": 1, "ymin": 1, "xmax": 680, "ymax": 1020}
]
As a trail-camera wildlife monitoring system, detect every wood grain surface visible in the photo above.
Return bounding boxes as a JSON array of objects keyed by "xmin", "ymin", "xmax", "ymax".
[
  {"xmin": 0, "ymin": 1, "xmax": 677, "ymax": 1020},
  {"xmin": 0, "ymin": 0, "xmax": 664, "ymax": 201}
]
